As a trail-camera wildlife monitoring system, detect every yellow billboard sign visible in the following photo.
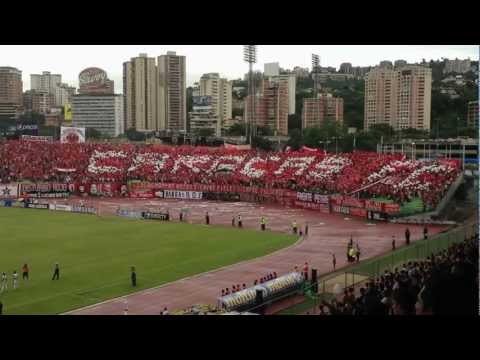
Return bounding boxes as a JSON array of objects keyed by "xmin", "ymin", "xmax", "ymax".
[{"xmin": 64, "ymin": 103, "xmax": 72, "ymax": 122}]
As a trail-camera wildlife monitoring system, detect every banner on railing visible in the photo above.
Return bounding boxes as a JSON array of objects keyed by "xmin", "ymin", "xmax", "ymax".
[
  {"xmin": 142, "ymin": 211, "xmax": 169, "ymax": 221},
  {"xmin": 349, "ymin": 207, "xmax": 368, "ymax": 218},
  {"xmin": 365, "ymin": 200, "xmax": 385, "ymax": 212},
  {"xmin": 294, "ymin": 201, "xmax": 330, "ymax": 213},
  {"xmin": 332, "ymin": 205, "xmax": 351, "ymax": 215},
  {"xmin": 21, "ymin": 135, "xmax": 53, "ymax": 142},
  {"xmin": 368, "ymin": 211, "xmax": 387, "ymax": 221},
  {"xmin": 117, "ymin": 209, "xmax": 143, "ymax": 219},
  {"xmin": 296, "ymin": 192, "xmax": 329, "ymax": 204},
  {"xmin": 72, "ymin": 205, "xmax": 97, "ymax": 215},
  {"xmin": 341, "ymin": 196, "xmax": 365, "ymax": 209},
  {"xmin": 49, "ymin": 204, "xmax": 72, "ymax": 212},
  {"xmin": 25, "ymin": 202, "xmax": 49, "ymax": 209},
  {"xmin": 20, "ymin": 183, "xmax": 69, "ymax": 198},
  {"xmin": 0, "ymin": 184, "xmax": 19, "ymax": 199},
  {"xmin": 384, "ymin": 203, "xmax": 401, "ymax": 215},
  {"xmin": 163, "ymin": 190, "xmax": 202, "ymax": 200}
]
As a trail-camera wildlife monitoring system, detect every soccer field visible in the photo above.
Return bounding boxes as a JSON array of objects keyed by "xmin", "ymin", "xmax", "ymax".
[{"xmin": 0, "ymin": 207, "xmax": 296, "ymax": 315}]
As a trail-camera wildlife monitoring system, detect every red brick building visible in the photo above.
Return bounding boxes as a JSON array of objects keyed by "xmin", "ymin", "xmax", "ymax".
[
  {"xmin": 23, "ymin": 90, "xmax": 54, "ymax": 114},
  {"xmin": 245, "ymin": 78, "xmax": 289, "ymax": 136},
  {"xmin": 302, "ymin": 94, "xmax": 344, "ymax": 129}
]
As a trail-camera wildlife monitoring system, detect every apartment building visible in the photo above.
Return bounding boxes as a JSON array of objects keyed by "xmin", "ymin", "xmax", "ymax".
[
  {"xmin": 123, "ymin": 53, "xmax": 158, "ymax": 131},
  {"xmin": 199, "ymin": 73, "xmax": 232, "ymax": 129},
  {"xmin": 72, "ymin": 94, "xmax": 124, "ymax": 137},
  {"xmin": 302, "ymin": 93, "xmax": 344, "ymax": 129},
  {"xmin": 364, "ymin": 64, "xmax": 432, "ymax": 131},
  {"xmin": 245, "ymin": 78, "xmax": 289, "ymax": 136},
  {"xmin": 444, "ymin": 58, "xmax": 472, "ymax": 74},
  {"xmin": 0, "ymin": 66, "xmax": 23, "ymax": 106},
  {"xmin": 157, "ymin": 52, "xmax": 186, "ymax": 132},
  {"xmin": 467, "ymin": 100, "xmax": 479, "ymax": 129},
  {"xmin": 23, "ymin": 90, "xmax": 54, "ymax": 114}
]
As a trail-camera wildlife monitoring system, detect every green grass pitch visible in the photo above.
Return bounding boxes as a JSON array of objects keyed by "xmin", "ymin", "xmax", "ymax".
[{"xmin": 0, "ymin": 207, "xmax": 296, "ymax": 315}]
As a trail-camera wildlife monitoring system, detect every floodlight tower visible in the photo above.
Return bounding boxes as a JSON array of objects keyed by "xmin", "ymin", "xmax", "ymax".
[
  {"xmin": 312, "ymin": 54, "xmax": 320, "ymax": 98},
  {"xmin": 244, "ymin": 45, "xmax": 257, "ymax": 144},
  {"xmin": 312, "ymin": 54, "xmax": 321, "ymax": 135}
]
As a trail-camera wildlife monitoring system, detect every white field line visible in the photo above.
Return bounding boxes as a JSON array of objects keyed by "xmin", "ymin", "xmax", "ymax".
[{"xmin": 63, "ymin": 233, "xmax": 306, "ymax": 314}]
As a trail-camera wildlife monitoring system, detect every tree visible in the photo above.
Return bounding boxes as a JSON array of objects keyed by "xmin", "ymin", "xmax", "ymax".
[
  {"xmin": 195, "ymin": 128, "xmax": 215, "ymax": 137},
  {"xmin": 251, "ymin": 136, "xmax": 272, "ymax": 151},
  {"xmin": 18, "ymin": 112, "xmax": 45, "ymax": 126},
  {"xmin": 232, "ymin": 108, "xmax": 243, "ymax": 118},
  {"xmin": 125, "ymin": 128, "xmax": 146, "ymax": 141},
  {"xmin": 288, "ymin": 114, "xmax": 302, "ymax": 131},
  {"xmin": 0, "ymin": 117, "xmax": 15, "ymax": 137},
  {"xmin": 287, "ymin": 128, "xmax": 303, "ymax": 150},
  {"xmin": 355, "ymin": 131, "xmax": 378, "ymax": 151},
  {"xmin": 187, "ymin": 86, "xmax": 193, "ymax": 113},
  {"xmin": 226, "ymin": 123, "xmax": 245, "ymax": 136},
  {"xmin": 86, "ymin": 128, "xmax": 103, "ymax": 139},
  {"xmin": 257, "ymin": 125, "xmax": 273, "ymax": 136},
  {"xmin": 368, "ymin": 124, "xmax": 395, "ymax": 141}
]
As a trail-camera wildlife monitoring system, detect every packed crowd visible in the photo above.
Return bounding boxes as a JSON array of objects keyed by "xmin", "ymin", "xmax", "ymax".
[
  {"xmin": 318, "ymin": 235, "xmax": 478, "ymax": 315},
  {"xmin": 0, "ymin": 141, "xmax": 460, "ymax": 205}
]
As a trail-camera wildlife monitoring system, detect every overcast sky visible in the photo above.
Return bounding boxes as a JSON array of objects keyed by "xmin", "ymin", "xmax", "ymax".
[{"xmin": 1, "ymin": 45, "xmax": 477, "ymax": 93}]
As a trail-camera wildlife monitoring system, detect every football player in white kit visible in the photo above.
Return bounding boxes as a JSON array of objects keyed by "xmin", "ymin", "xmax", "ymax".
[
  {"xmin": 0, "ymin": 272, "xmax": 7, "ymax": 292},
  {"xmin": 12, "ymin": 271, "xmax": 18, "ymax": 290}
]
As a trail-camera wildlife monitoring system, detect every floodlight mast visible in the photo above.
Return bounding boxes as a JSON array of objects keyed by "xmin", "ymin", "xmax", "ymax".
[
  {"xmin": 312, "ymin": 54, "xmax": 321, "ymax": 138},
  {"xmin": 244, "ymin": 45, "xmax": 257, "ymax": 145},
  {"xmin": 312, "ymin": 54, "xmax": 320, "ymax": 98}
]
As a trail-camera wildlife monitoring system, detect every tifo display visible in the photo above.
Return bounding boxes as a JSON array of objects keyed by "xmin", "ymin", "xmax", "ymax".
[{"xmin": 0, "ymin": 141, "xmax": 460, "ymax": 213}]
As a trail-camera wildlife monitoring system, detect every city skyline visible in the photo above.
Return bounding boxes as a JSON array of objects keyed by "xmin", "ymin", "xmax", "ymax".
[{"xmin": 0, "ymin": 45, "xmax": 477, "ymax": 93}]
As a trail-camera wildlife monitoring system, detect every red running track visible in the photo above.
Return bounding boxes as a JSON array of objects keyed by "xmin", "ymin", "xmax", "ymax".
[{"xmin": 62, "ymin": 198, "xmax": 448, "ymax": 315}]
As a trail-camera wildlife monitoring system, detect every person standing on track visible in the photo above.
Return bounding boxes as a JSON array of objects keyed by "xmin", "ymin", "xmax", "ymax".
[
  {"xmin": 355, "ymin": 243, "xmax": 361, "ymax": 263},
  {"xmin": 303, "ymin": 262, "xmax": 309, "ymax": 281},
  {"xmin": 1, "ymin": 272, "xmax": 7, "ymax": 292},
  {"xmin": 305, "ymin": 222, "xmax": 309, "ymax": 237},
  {"xmin": 332, "ymin": 253, "xmax": 336, "ymax": 270},
  {"xmin": 231, "ymin": 216, "xmax": 235, "ymax": 227},
  {"xmin": 392, "ymin": 236, "xmax": 396, "ymax": 251},
  {"xmin": 405, "ymin": 228, "xmax": 411, "ymax": 246},
  {"xmin": 423, "ymin": 225, "xmax": 428, "ymax": 240},
  {"xmin": 349, "ymin": 246, "xmax": 356, "ymax": 263},
  {"xmin": 131, "ymin": 266, "xmax": 137, "ymax": 287},
  {"xmin": 237, "ymin": 214, "xmax": 242, "ymax": 228},
  {"xmin": 22, "ymin": 263, "xmax": 29, "ymax": 280},
  {"xmin": 292, "ymin": 220, "xmax": 298, "ymax": 234},
  {"xmin": 52, "ymin": 263, "xmax": 60, "ymax": 280},
  {"xmin": 205, "ymin": 212, "xmax": 210, "ymax": 225},
  {"xmin": 12, "ymin": 271, "xmax": 18, "ymax": 290},
  {"xmin": 260, "ymin": 216, "xmax": 266, "ymax": 231}
]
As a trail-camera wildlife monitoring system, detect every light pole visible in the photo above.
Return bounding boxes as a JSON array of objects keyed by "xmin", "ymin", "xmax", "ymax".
[
  {"xmin": 312, "ymin": 54, "xmax": 320, "ymax": 128},
  {"xmin": 312, "ymin": 54, "xmax": 320, "ymax": 98},
  {"xmin": 411, "ymin": 142, "xmax": 415, "ymax": 160},
  {"xmin": 243, "ymin": 45, "xmax": 257, "ymax": 145}
]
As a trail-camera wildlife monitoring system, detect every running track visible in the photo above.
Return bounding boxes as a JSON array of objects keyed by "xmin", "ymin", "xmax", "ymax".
[{"xmin": 64, "ymin": 198, "xmax": 449, "ymax": 315}]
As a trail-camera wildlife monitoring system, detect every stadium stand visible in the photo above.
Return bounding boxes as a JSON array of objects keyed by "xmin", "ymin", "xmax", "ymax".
[
  {"xmin": 0, "ymin": 141, "xmax": 460, "ymax": 207},
  {"xmin": 318, "ymin": 235, "xmax": 478, "ymax": 315}
]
